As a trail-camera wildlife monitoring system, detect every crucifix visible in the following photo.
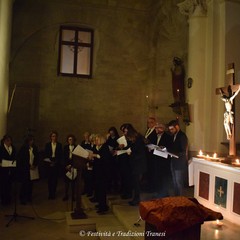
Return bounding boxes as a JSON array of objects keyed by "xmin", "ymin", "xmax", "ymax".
[{"xmin": 216, "ymin": 63, "xmax": 240, "ymax": 156}]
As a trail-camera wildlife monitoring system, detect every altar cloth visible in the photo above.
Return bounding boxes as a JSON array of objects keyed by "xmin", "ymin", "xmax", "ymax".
[{"xmin": 139, "ymin": 196, "xmax": 223, "ymax": 236}]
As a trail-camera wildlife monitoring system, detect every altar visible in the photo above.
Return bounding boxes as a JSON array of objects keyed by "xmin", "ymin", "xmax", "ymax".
[{"xmin": 190, "ymin": 157, "xmax": 240, "ymax": 224}]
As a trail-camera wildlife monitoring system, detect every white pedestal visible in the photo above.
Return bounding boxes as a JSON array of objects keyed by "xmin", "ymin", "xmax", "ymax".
[{"xmin": 191, "ymin": 157, "xmax": 240, "ymax": 224}]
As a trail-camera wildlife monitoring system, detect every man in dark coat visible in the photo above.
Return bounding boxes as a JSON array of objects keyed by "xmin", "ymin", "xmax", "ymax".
[
  {"xmin": 153, "ymin": 123, "xmax": 172, "ymax": 198},
  {"xmin": 168, "ymin": 120, "xmax": 188, "ymax": 196}
]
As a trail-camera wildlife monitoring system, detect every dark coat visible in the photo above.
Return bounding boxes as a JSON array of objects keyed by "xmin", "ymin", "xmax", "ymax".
[
  {"xmin": 106, "ymin": 136, "xmax": 119, "ymax": 150},
  {"xmin": 0, "ymin": 144, "xmax": 17, "ymax": 163},
  {"xmin": 63, "ymin": 144, "xmax": 76, "ymax": 168},
  {"xmin": 17, "ymin": 144, "xmax": 39, "ymax": 181},
  {"xmin": 44, "ymin": 142, "xmax": 63, "ymax": 167},
  {"xmin": 92, "ymin": 143, "xmax": 111, "ymax": 177},
  {"xmin": 0, "ymin": 144, "xmax": 17, "ymax": 181},
  {"xmin": 168, "ymin": 130, "xmax": 188, "ymax": 170},
  {"xmin": 145, "ymin": 128, "xmax": 157, "ymax": 145},
  {"xmin": 129, "ymin": 135, "xmax": 147, "ymax": 174}
]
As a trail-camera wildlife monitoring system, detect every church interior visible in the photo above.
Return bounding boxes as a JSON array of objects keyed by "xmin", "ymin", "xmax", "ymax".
[{"xmin": 1, "ymin": 0, "xmax": 240, "ymax": 239}]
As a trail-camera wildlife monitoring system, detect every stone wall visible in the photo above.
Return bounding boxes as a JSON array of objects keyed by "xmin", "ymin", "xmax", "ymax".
[{"xmin": 8, "ymin": 0, "xmax": 188, "ymax": 149}]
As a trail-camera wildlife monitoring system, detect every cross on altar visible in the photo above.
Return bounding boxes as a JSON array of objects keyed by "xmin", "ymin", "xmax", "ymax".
[
  {"xmin": 217, "ymin": 186, "xmax": 224, "ymax": 198},
  {"xmin": 216, "ymin": 63, "xmax": 240, "ymax": 156}
]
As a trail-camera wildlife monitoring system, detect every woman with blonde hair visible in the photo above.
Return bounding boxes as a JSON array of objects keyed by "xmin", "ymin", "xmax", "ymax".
[{"xmin": 89, "ymin": 134, "xmax": 111, "ymax": 214}]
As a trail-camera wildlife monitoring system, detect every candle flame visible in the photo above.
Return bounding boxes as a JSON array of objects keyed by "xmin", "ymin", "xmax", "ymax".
[
  {"xmin": 213, "ymin": 153, "xmax": 217, "ymax": 158},
  {"xmin": 199, "ymin": 150, "xmax": 203, "ymax": 156},
  {"xmin": 236, "ymin": 159, "xmax": 240, "ymax": 164}
]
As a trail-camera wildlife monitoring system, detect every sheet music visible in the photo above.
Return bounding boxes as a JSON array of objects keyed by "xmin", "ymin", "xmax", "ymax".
[
  {"xmin": 153, "ymin": 149, "xmax": 169, "ymax": 159},
  {"xmin": 146, "ymin": 144, "xmax": 159, "ymax": 151},
  {"xmin": 1, "ymin": 159, "xmax": 16, "ymax": 167},
  {"xmin": 43, "ymin": 158, "xmax": 51, "ymax": 163},
  {"xmin": 72, "ymin": 145, "xmax": 89, "ymax": 159},
  {"xmin": 117, "ymin": 136, "xmax": 127, "ymax": 147},
  {"xmin": 153, "ymin": 149, "xmax": 179, "ymax": 159},
  {"xmin": 116, "ymin": 148, "xmax": 131, "ymax": 156},
  {"xmin": 30, "ymin": 167, "xmax": 39, "ymax": 180},
  {"xmin": 66, "ymin": 168, "xmax": 77, "ymax": 180}
]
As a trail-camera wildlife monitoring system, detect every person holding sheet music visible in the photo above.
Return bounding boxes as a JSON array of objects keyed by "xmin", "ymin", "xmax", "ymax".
[
  {"xmin": 106, "ymin": 126, "xmax": 120, "ymax": 193},
  {"xmin": 62, "ymin": 134, "xmax": 77, "ymax": 201},
  {"xmin": 44, "ymin": 131, "xmax": 63, "ymax": 200},
  {"xmin": 124, "ymin": 124, "xmax": 147, "ymax": 206},
  {"xmin": 168, "ymin": 120, "xmax": 188, "ymax": 196},
  {"xmin": 153, "ymin": 123, "xmax": 172, "ymax": 198},
  {"xmin": 81, "ymin": 133, "xmax": 95, "ymax": 197},
  {"xmin": 81, "ymin": 131, "xmax": 91, "ymax": 150},
  {"xmin": 88, "ymin": 135, "xmax": 111, "ymax": 214},
  {"xmin": 17, "ymin": 135, "xmax": 39, "ymax": 205},
  {"xmin": 118, "ymin": 123, "xmax": 133, "ymax": 199},
  {"xmin": 0, "ymin": 135, "xmax": 17, "ymax": 205},
  {"xmin": 144, "ymin": 117, "xmax": 158, "ymax": 193}
]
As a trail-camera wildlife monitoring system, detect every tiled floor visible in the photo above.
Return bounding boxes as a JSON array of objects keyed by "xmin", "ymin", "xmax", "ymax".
[{"xmin": 0, "ymin": 178, "xmax": 240, "ymax": 239}]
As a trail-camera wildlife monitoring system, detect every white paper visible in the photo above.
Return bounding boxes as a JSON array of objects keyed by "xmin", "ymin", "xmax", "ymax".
[
  {"xmin": 43, "ymin": 158, "xmax": 51, "ymax": 163},
  {"xmin": 66, "ymin": 168, "xmax": 77, "ymax": 180},
  {"xmin": 86, "ymin": 149, "xmax": 93, "ymax": 154},
  {"xmin": 146, "ymin": 144, "xmax": 159, "ymax": 151},
  {"xmin": 153, "ymin": 149, "xmax": 179, "ymax": 159},
  {"xmin": 30, "ymin": 167, "xmax": 39, "ymax": 180},
  {"xmin": 72, "ymin": 145, "xmax": 89, "ymax": 159},
  {"xmin": 1, "ymin": 159, "xmax": 16, "ymax": 167},
  {"xmin": 153, "ymin": 149, "xmax": 169, "ymax": 159},
  {"xmin": 117, "ymin": 136, "xmax": 127, "ymax": 147},
  {"xmin": 116, "ymin": 148, "xmax": 131, "ymax": 156}
]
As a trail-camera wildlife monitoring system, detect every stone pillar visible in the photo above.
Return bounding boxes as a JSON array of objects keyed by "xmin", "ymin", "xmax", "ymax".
[
  {"xmin": 0, "ymin": 0, "xmax": 13, "ymax": 137},
  {"xmin": 178, "ymin": 0, "xmax": 208, "ymax": 153}
]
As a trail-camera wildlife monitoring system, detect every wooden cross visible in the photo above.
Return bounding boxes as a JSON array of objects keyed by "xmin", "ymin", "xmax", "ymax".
[{"xmin": 216, "ymin": 63, "xmax": 240, "ymax": 156}]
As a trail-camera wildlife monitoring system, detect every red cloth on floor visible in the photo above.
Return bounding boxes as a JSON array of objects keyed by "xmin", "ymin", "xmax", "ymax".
[{"xmin": 139, "ymin": 196, "xmax": 223, "ymax": 236}]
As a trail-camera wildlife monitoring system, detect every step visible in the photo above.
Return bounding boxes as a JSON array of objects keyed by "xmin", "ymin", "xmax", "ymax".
[
  {"xmin": 112, "ymin": 204, "xmax": 145, "ymax": 240},
  {"xmin": 66, "ymin": 195, "xmax": 130, "ymax": 237}
]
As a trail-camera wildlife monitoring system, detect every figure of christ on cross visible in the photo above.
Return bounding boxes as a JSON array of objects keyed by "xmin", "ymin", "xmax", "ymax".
[
  {"xmin": 216, "ymin": 63, "xmax": 240, "ymax": 156},
  {"xmin": 220, "ymin": 85, "xmax": 240, "ymax": 140}
]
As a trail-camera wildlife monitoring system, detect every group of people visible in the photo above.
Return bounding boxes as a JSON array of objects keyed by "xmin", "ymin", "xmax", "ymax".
[{"xmin": 0, "ymin": 117, "xmax": 188, "ymax": 215}]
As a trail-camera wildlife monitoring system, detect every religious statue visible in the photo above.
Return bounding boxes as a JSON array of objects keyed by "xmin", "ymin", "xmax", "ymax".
[
  {"xmin": 171, "ymin": 57, "xmax": 185, "ymax": 104},
  {"xmin": 220, "ymin": 85, "xmax": 240, "ymax": 140},
  {"xmin": 169, "ymin": 57, "xmax": 190, "ymax": 125}
]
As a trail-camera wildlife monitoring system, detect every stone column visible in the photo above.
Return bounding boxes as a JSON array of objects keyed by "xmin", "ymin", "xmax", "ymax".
[
  {"xmin": 178, "ymin": 0, "xmax": 208, "ymax": 152},
  {"xmin": 0, "ymin": 0, "xmax": 13, "ymax": 137}
]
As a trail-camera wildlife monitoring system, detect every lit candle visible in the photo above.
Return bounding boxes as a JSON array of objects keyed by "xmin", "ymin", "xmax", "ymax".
[
  {"xmin": 216, "ymin": 219, "xmax": 223, "ymax": 228},
  {"xmin": 206, "ymin": 154, "xmax": 210, "ymax": 158},
  {"xmin": 177, "ymin": 89, "xmax": 180, "ymax": 101},
  {"xmin": 232, "ymin": 159, "xmax": 240, "ymax": 166},
  {"xmin": 213, "ymin": 153, "xmax": 217, "ymax": 159},
  {"xmin": 197, "ymin": 150, "xmax": 204, "ymax": 157}
]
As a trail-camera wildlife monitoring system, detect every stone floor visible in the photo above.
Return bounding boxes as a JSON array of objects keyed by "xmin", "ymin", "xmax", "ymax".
[{"xmin": 0, "ymin": 178, "xmax": 240, "ymax": 239}]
